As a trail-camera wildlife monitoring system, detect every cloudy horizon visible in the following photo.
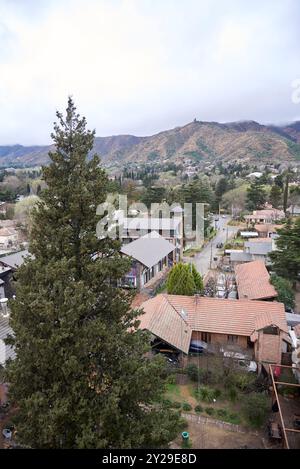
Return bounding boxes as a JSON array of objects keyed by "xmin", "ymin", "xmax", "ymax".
[{"xmin": 0, "ymin": 0, "xmax": 299, "ymax": 145}]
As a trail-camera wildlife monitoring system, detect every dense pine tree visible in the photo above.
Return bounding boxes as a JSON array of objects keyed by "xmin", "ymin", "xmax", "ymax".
[
  {"xmin": 246, "ymin": 179, "xmax": 266, "ymax": 210},
  {"xmin": 269, "ymin": 184, "xmax": 282, "ymax": 208},
  {"xmin": 269, "ymin": 218, "xmax": 300, "ymax": 285},
  {"xmin": 6, "ymin": 98, "xmax": 182, "ymax": 448}
]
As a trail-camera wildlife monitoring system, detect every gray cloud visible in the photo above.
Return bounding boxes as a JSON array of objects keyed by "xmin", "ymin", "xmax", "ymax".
[{"xmin": 0, "ymin": 0, "xmax": 299, "ymax": 144}]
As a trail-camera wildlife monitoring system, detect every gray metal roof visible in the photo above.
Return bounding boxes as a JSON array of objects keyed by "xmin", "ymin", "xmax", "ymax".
[
  {"xmin": 0, "ymin": 250, "xmax": 31, "ymax": 269},
  {"xmin": 0, "ymin": 315, "xmax": 15, "ymax": 365},
  {"xmin": 121, "ymin": 232, "xmax": 175, "ymax": 268},
  {"xmin": 230, "ymin": 251, "xmax": 252, "ymax": 262},
  {"xmin": 244, "ymin": 241, "xmax": 273, "ymax": 256},
  {"xmin": 286, "ymin": 313, "xmax": 300, "ymax": 327}
]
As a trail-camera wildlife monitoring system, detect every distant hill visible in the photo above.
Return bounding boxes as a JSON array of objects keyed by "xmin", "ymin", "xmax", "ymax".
[{"xmin": 1, "ymin": 120, "xmax": 300, "ymax": 167}]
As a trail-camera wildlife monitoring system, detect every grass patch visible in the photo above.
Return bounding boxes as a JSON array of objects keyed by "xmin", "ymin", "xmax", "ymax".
[
  {"xmin": 165, "ymin": 383, "xmax": 181, "ymax": 397},
  {"xmin": 194, "ymin": 386, "xmax": 222, "ymax": 402}
]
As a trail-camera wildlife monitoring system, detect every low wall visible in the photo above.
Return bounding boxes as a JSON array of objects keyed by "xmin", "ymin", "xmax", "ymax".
[{"xmin": 182, "ymin": 412, "xmax": 258, "ymax": 435}]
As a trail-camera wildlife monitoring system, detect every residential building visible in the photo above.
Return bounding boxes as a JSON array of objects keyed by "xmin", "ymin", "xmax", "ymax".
[
  {"xmin": 229, "ymin": 238, "xmax": 275, "ymax": 266},
  {"xmin": 0, "ymin": 300, "xmax": 15, "ymax": 366},
  {"xmin": 244, "ymin": 208, "xmax": 285, "ymax": 224},
  {"xmin": 138, "ymin": 294, "xmax": 289, "ymax": 367},
  {"xmin": 120, "ymin": 232, "xmax": 176, "ymax": 289},
  {"xmin": 0, "ymin": 250, "xmax": 31, "ymax": 298},
  {"xmin": 114, "ymin": 208, "xmax": 183, "ymax": 261},
  {"xmin": 235, "ymin": 260, "xmax": 277, "ymax": 301},
  {"xmin": 287, "ymin": 205, "xmax": 300, "ymax": 216},
  {"xmin": 254, "ymin": 224, "xmax": 281, "ymax": 238},
  {"xmin": 0, "ymin": 228, "xmax": 18, "ymax": 249},
  {"xmin": 244, "ymin": 237, "xmax": 275, "ymax": 262}
]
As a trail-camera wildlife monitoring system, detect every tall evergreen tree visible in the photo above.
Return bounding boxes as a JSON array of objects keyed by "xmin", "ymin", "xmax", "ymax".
[
  {"xmin": 269, "ymin": 218, "xmax": 300, "ymax": 285},
  {"xmin": 191, "ymin": 264, "xmax": 204, "ymax": 293},
  {"xmin": 269, "ymin": 184, "xmax": 282, "ymax": 208},
  {"xmin": 166, "ymin": 263, "xmax": 202, "ymax": 296},
  {"xmin": 6, "ymin": 98, "xmax": 181, "ymax": 448},
  {"xmin": 246, "ymin": 179, "xmax": 266, "ymax": 211}
]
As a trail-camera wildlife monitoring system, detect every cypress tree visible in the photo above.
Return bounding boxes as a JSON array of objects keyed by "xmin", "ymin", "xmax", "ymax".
[
  {"xmin": 167, "ymin": 263, "xmax": 196, "ymax": 295},
  {"xmin": 6, "ymin": 98, "xmax": 181, "ymax": 448}
]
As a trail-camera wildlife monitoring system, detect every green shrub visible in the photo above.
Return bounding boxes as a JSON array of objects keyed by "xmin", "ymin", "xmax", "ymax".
[
  {"xmin": 205, "ymin": 407, "xmax": 215, "ymax": 416},
  {"xmin": 186, "ymin": 364, "xmax": 199, "ymax": 382},
  {"xmin": 195, "ymin": 386, "xmax": 220, "ymax": 402},
  {"xmin": 166, "ymin": 373, "xmax": 177, "ymax": 385},
  {"xmin": 170, "ymin": 401, "xmax": 182, "ymax": 409},
  {"xmin": 194, "ymin": 405, "xmax": 203, "ymax": 413},
  {"xmin": 161, "ymin": 399, "xmax": 172, "ymax": 408},
  {"xmin": 242, "ymin": 392, "xmax": 269, "ymax": 428},
  {"xmin": 233, "ymin": 373, "xmax": 256, "ymax": 392},
  {"xmin": 227, "ymin": 413, "xmax": 241, "ymax": 425},
  {"xmin": 228, "ymin": 386, "xmax": 238, "ymax": 402},
  {"xmin": 182, "ymin": 402, "xmax": 192, "ymax": 411},
  {"xmin": 216, "ymin": 408, "xmax": 227, "ymax": 419}
]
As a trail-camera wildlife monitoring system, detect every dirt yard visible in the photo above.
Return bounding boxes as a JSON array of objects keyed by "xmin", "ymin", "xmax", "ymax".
[{"xmin": 172, "ymin": 420, "xmax": 264, "ymax": 449}]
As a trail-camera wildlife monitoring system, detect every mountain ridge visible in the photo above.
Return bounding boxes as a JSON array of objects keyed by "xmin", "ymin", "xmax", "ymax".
[{"xmin": 1, "ymin": 120, "xmax": 300, "ymax": 167}]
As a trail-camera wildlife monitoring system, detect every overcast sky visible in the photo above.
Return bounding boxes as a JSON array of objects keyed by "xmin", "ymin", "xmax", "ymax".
[{"xmin": 0, "ymin": 0, "xmax": 299, "ymax": 144}]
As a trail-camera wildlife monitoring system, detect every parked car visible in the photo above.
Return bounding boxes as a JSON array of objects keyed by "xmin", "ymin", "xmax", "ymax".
[
  {"xmin": 223, "ymin": 351, "xmax": 257, "ymax": 372},
  {"xmin": 216, "ymin": 289, "xmax": 227, "ymax": 299},
  {"xmin": 227, "ymin": 290, "xmax": 238, "ymax": 300},
  {"xmin": 189, "ymin": 339, "xmax": 207, "ymax": 354}
]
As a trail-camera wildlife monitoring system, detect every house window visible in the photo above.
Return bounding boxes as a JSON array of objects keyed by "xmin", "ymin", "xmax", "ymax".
[
  {"xmin": 201, "ymin": 332, "xmax": 211, "ymax": 343},
  {"xmin": 227, "ymin": 335, "xmax": 238, "ymax": 344}
]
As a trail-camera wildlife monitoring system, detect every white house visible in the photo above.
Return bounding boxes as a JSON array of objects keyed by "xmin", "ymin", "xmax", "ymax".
[{"xmin": 0, "ymin": 228, "xmax": 18, "ymax": 249}]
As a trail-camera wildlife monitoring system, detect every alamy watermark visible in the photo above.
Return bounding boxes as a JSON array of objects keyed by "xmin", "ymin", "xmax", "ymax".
[{"xmin": 96, "ymin": 194, "xmax": 210, "ymax": 245}]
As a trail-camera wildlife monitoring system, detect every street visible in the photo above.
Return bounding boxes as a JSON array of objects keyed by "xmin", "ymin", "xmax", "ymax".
[{"xmin": 193, "ymin": 215, "xmax": 238, "ymax": 277}]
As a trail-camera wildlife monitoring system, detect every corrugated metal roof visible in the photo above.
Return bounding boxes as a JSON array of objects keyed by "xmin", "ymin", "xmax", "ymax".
[
  {"xmin": 244, "ymin": 239, "xmax": 273, "ymax": 255},
  {"xmin": 0, "ymin": 250, "xmax": 31, "ymax": 269},
  {"xmin": 121, "ymin": 233, "xmax": 175, "ymax": 268},
  {"xmin": 235, "ymin": 260, "xmax": 277, "ymax": 300},
  {"xmin": 0, "ymin": 315, "xmax": 15, "ymax": 365},
  {"xmin": 230, "ymin": 251, "xmax": 252, "ymax": 262}
]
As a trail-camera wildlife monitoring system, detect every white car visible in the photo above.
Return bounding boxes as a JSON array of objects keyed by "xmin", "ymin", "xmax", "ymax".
[
  {"xmin": 222, "ymin": 351, "xmax": 257, "ymax": 372},
  {"xmin": 216, "ymin": 289, "xmax": 226, "ymax": 299}
]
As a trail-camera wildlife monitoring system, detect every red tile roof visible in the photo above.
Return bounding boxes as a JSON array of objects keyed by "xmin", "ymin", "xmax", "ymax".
[
  {"xmin": 235, "ymin": 260, "xmax": 277, "ymax": 300},
  {"xmin": 138, "ymin": 295, "xmax": 192, "ymax": 353},
  {"xmin": 138, "ymin": 294, "xmax": 287, "ymax": 351}
]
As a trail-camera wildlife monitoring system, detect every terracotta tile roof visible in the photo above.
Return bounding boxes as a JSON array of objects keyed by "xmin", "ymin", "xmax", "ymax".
[
  {"xmin": 235, "ymin": 260, "xmax": 277, "ymax": 300},
  {"xmin": 138, "ymin": 295, "xmax": 192, "ymax": 353},
  {"xmin": 254, "ymin": 224, "xmax": 281, "ymax": 233},
  {"xmin": 248, "ymin": 237, "xmax": 274, "ymax": 243},
  {"xmin": 138, "ymin": 294, "xmax": 287, "ymax": 350}
]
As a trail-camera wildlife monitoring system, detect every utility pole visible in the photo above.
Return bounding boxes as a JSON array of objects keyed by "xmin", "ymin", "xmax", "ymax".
[{"xmin": 209, "ymin": 241, "xmax": 213, "ymax": 269}]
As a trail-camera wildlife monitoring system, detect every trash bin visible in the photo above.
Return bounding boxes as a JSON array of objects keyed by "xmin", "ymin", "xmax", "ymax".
[{"xmin": 181, "ymin": 431, "xmax": 189, "ymax": 441}]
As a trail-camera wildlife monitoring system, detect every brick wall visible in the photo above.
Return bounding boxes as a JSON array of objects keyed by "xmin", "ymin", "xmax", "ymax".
[
  {"xmin": 191, "ymin": 331, "xmax": 248, "ymax": 349},
  {"xmin": 256, "ymin": 330, "xmax": 283, "ymax": 363}
]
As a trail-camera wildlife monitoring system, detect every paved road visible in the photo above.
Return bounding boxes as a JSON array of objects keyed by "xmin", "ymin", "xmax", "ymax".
[{"xmin": 193, "ymin": 215, "xmax": 238, "ymax": 277}]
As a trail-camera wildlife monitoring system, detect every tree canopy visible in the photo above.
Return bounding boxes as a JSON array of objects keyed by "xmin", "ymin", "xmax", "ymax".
[
  {"xmin": 6, "ymin": 98, "xmax": 182, "ymax": 449},
  {"xmin": 269, "ymin": 218, "xmax": 300, "ymax": 285},
  {"xmin": 167, "ymin": 262, "xmax": 203, "ymax": 295}
]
